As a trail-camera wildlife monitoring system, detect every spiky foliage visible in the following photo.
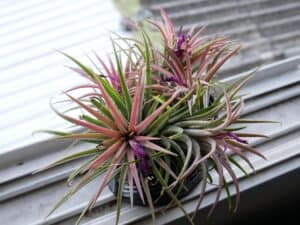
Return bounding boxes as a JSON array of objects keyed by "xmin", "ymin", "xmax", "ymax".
[{"xmin": 40, "ymin": 9, "xmax": 268, "ymax": 225}]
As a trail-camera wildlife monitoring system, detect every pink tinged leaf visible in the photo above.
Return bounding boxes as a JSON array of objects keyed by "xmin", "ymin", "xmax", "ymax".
[
  {"xmin": 204, "ymin": 45, "xmax": 242, "ymax": 82},
  {"xmin": 151, "ymin": 64, "xmax": 174, "ymax": 78},
  {"xmin": 208, "ymin": 153, "xmax": 224, "ymax": 216},
  {"xmin": 187, "ymin": 25, "xmax": 196, "ymax": 37},
  {"xmin": 160, "ymin": 9, "xmax": 175, "ymax": 38},
  {"xmin": 192, "ymin": 38, "xmax": 206, "ymax": 49},
  {"xmin": 94, "ymin": 52, "xmax": 111, "ymax": 77},
  {"xmin": 196, "ymin": 57, "xmax": 210, "ymax": 80},
  {"xmin": 127, "ymin": 149, "xmax": 145, "ymax": 204},
  {"xmin": 195, "ymin": 138, "xmax": 217, "ymax": 164},
  {"xmin": 231, "ymin": 99, "xmax": 245, "ymax": 121},
  {"xmin": 89, "ymin": 148, "xmax": 125, "ymax": 209},
  {"xmin": 93, "ymin": 76, "xmax": 127, "ymax": 133},
  {"xmin": 64, "ymin": 92, "xmax": 116, "ymax": 129},
  {"xmin": 184, "ymin": 52, "xmax": 193, "ymax": 87},
  {"xmin": 94, "ymin": 53, "xmax": 121, "ymax": 92},
  {"xmin": 226, "ymin": 132, "xmax": 248, "ymax": 144},
  {"xmin": 144, "ymin": 84, "xmax": 170, "ymax": 92},
  {"xmin": 86, "ymin": 140, "xmax": 124, "ymax": 170},
  {"xmin": 226, "ymin": 139, "xmax": 266, "ymax": 160},
  {"xmin": 158, "ymin": 10, "xmax": 174, "ymax": 48},
  {"xmin": 125, "ymin": 50, "xmax": 132, "ymax": 80},
  {"xmin": 208, "ymin": 92, "xmax": 232, "ymax": 132},
  {"xmin": 154, "ymin": 50, "xmax": 183, "ymax": 83},
  {"xmin": 195, "ymin": 48, "xmax": 210, "ymax": 79},
  {"xmin": 229, "ymin": 146, "xmax": 256, "ymax": 171},
  {"xmin": 65, "ymin": 84, "xmax": 99, "ymax": 93},
  {"xmin": 66, "ymin": 66, "xmax": 93, "ymax": 81},
  {"xmin": 156, "ymin": 50, "xmax": 185, "ymax": 86},
  {"xmin": 235, "ymin": 132, "xmax": 269, "ymax": 138},
  {"xmin": 165, "ymin": 48, "xmax": 186, "ymax": 83},
  {"xmin": 102, "ymin": 138, "xmax": 119, "ymax": 147},
  {"xmin": 78, "ymin": 92, "xmax": 101, "ymax": 99},
  {"xmin": 189, "ymin": 26, "xmax": 205, "ymax": 46},
  {"xmin": 51, "ymin": 103, "xmax": 120, "ymax": 138},
  {"xmin": 192, "ymin": 159, "xmax": 207, "ymax": 220},
  {"xmin": 221, "ymin": 156, "xmax": 240, "ymax": 212},
  {"xmin": 134, "ymin": 136, "xmax": 160, "ymax": 142},
  {"xmin": 108, "ymin": 56, "xmax": 121, "ymax": 92},
  {"xmin": 154, "ymin": 158, "xmax": 177, "ymax": 180},
  {"xmin": 141, "ymin": 141, "xmax": 177, "ymax": 156},
  {"xmin": 128, "ymin": 73, "xmax": 144, "ymax": 131},
  {"xmin": 127, "ymin": 169, "xmax": 134, "ymax": 207},
  {"xmin": 135, "ymin": 90, "xmax": 181, "ymax": 134},
  {"xmin": 148, "ymin": 20, "xmax": 168, "ymax": 46},
  {"xmin": 181, "ymin": 139, "xmax": 201, "ymax": 180}
]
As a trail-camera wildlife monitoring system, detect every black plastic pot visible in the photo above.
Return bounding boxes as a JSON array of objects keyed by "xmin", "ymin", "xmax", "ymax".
[{"xmin": 108, "ymin": 167, "xmax": 202, "ymax": 206}]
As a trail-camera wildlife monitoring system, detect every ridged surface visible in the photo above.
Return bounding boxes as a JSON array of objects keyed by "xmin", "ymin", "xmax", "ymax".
[
  {"xmin": 1, "ymin": 56, "xmax": 300, "ymax": 225},
  {"xmin": 142, "ymin": 0, "xmax": 300, "ymax": 77},
  {"xmin": 0, "ymin": 0, "xmax": 122, "ymax": 153}
]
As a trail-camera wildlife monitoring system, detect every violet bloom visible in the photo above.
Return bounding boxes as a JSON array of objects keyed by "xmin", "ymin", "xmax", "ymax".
[
  {"xmin": 162, "ymin": 74, "xmax": 184, "ymax": 86},
  {"xmin": 110, "ymin": 73, "xmax": 121, "ymax": 93},
  {"xmin": 129, "ymin": 140, "xmax": 150, "ymax": 175},
  {"xmin": 226, "ymin": 132, "xmax": 248, "ymax": 144},
  {"xmin": 175, "ymin": 33, "xmax": 185, "ymax": 58},
  {"xmin": 175, "ymin": 32, "xmax": 190, "ymax": 58},
  {"xmin": 216, "ymin": 132, "xmax": 248, "ymax": 152}
]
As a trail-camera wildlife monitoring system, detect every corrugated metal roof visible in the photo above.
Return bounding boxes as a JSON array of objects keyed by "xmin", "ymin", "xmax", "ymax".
[{"xmin": 0, "ymin": 0, "xmax": 122, "ymax": 153}]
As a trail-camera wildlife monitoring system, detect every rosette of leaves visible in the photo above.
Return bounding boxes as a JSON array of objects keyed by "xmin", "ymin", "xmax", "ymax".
[{"xmin": 39, "ymin": 10, "xmax": 268, "ymax": 225}]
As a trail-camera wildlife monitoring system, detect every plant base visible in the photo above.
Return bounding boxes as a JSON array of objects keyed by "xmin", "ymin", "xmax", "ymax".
[{"xmin": 108, "ymin": 168, "xmax": 202, "ymax": 206}]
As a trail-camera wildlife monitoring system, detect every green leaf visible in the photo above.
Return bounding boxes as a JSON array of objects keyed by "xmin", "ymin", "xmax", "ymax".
[
  {"xmin": 81, "ymin": 114, "xmax": 106, "ymax": 127},
  {"xmin": 37, "ymin": 148, "xmax": 99, "ymax": 173},
  {"xmin": 228, "ymin": 156, "xmax": 249, "ymax": 177},
  {"xmin": 162, "ymin": 126, "xmax": 184, "ymax": 140},
  {"xmin": 48, "ymin": 164, "xmax": 109, "ymax": 218},
  {"xmin": 147, "ymin": 89, "xmax": 195, "ymax": 136},
  {"xmin": 75, "ymin": 194, "xmax": 99, "ymax": 225},
  {"xmin": 223, "ymin": 177, "xmax": 232, "ymax": 211},
  {"xmin": 36, "ymin": 129, "xmax": 69, "ymax": 136},
  {"xmin": 91, "ymin": 98, "xmax": 113, "ymax": 119},
  {"xmin": 150, "ymin": 159, "xmax": 195, "ymax": 225},
  {"xmin": 111, "ymin": 39, "xmax": 132, "ymax": 114},
  {"xmin": 147, "ymin": 99, "xmax": 160, "ymax": 116},
  {"xmin": 210, "ymin": 47, "xmax": 228, "ymax": 71},
  {"xmin": 142, "ymin": 31, "xmax": 152, "ymax": 102},
  {"xmin": 98, "ymin": 77, "xmax": 129, "ymax": 119},
  {"xmin": 224, "ymin": 126, "xmax": 247, "ymax": 132},
  {"xmin": 67, "ymin": 155, "xmax": 99, "ymax": 184},
  {"xmin": 141, "ymin": 176, "xmax": 156, "ymax": 225},
  {"xmin": 234, "ymin": 118, "xmax": 279, "ymax": 124},
  {"xmin": 60, "ymin": 51, "xmax": 98, "ymax": 81},
  {"xmin": 115, "ymin": 166, "xmax": 128, "ymax": 225}
]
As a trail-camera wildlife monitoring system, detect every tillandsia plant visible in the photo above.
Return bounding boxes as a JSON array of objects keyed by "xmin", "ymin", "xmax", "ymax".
[{"xmin": 40, "ymin": 9, "xmax": 269, "ymax": 225}]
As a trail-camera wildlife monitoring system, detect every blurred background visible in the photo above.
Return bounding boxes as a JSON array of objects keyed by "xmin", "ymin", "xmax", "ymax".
[
  {"xmin": 0, "ymin": 1, "xmax": 299, "ymax": 225},
  {"xmin": 1, "ymin": 0, "xmax": 300, "ymax": 153}
]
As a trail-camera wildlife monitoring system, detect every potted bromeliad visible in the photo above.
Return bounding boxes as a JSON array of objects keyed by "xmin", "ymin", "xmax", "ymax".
[{"xmin": 41, "ymin": 10, "xmax": 268, "ymax": 225}]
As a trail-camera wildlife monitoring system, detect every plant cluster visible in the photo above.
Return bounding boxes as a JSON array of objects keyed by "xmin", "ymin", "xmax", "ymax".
[{"xmin": 42, "ymin": 10, "xmax": 267, "ymax": 225}]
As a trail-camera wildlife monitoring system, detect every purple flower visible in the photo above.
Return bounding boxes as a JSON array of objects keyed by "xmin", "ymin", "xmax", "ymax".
[
  {"xmin": 175, "ymin": 33, "xmax": 185, "ymax": 58},
  {"xmin": 216, "ymin": 132, "xmax": 248, "ymax": 152},
  {"xmin": 162, "ymin": 75, "xmax": 184, "ymax": 86},
  {"xmin": 226, "ymin": 132, "xmax": 248, "ymax": 144},
  {"xmin": 110, "ymin": 72, "xmax": 122, "ymax": 93},
  {"xmin": 175, "ymin": 32, "xmax": 190, "ymax": 58},
  {"xmin": 129, "ymin": 140, "xmax": 150, "ymax": 175}
]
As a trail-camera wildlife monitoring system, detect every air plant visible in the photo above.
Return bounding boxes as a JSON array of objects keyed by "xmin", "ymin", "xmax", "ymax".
[{"xmin": 40, "ymin": 9, "xmax": 268, "ymax": 225}]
